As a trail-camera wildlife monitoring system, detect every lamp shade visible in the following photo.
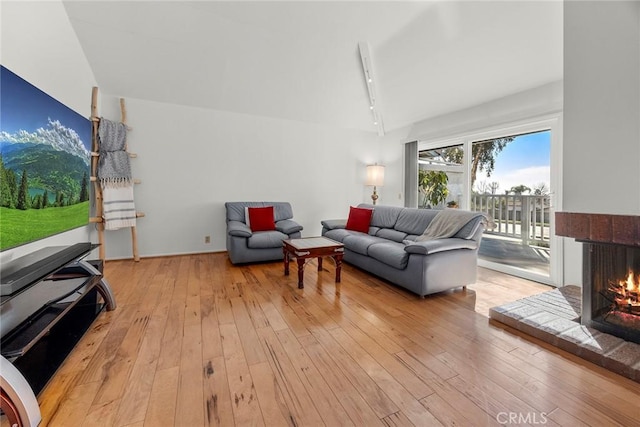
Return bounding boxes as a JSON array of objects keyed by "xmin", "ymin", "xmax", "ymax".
[{"xmin": 365, "ymin": 164, "xmax": 385, "ymax": 187}]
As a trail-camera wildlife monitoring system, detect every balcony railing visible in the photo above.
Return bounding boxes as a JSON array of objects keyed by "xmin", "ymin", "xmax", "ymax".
[{"xmin": 471, "ymin": 194, "xmax": 551, "ymax": 247}]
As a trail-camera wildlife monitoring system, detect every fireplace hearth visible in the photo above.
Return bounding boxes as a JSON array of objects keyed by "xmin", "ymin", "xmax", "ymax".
[{"xmin": 556, "ymin": 212, "xmax": 640, "ymax": 344}]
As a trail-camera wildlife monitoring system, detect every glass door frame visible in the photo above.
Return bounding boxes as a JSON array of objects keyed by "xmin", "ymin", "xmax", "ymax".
[{"xmin": 416, "ymin": 113, "xmax": 563, "ymax": 286}]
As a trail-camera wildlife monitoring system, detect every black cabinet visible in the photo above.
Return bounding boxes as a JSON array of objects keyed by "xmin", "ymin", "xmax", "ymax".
[{"xmin": 0, "ymin": 244, "xmax": 116, "ymax": 427}]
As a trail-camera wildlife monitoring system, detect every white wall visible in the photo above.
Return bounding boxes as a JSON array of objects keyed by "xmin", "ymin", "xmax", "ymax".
[
  {"xmin": 563, "ymin": 1, "xmax": 640, "ymax": 285},
  {"xmin": 407, "ymin": 81, "xmax": 563, "ymax": 142},
  {"xmin": 564, "ymin": 1, "xmax": 640, "ymax": 215},
  {"xmin": 0, "ymin": 0, "xmax": 97, "ymax": 261},
  {"xmin": 98, "ymin": 95, "xmax": 405, "ymax": 259}
]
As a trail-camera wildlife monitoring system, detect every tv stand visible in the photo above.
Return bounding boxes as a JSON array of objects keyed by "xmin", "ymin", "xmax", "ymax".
[{"xmin": 0, "ymin": 244, "xmax": 115, "ymax": 427}]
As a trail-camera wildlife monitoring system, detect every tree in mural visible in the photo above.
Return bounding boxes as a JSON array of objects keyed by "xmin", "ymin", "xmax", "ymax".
[
  {"xmin": 55, "ymin": 190, "xmax": 66, "ymax": 207},
  {"xmin": 79, "ymin": 171, "xmax": 89, "ymax": 202},
  {"xmin": 42, "ymin": 189, "xmax": 49, "ymax": 208},
  {"xmin": 0, "ymin": 155, "xmax": 15, "ymax": 208},
  {"xmin": 7, "ymin": 169, "xmax": 17, "ymax": 206},
  {"xmin": 16, "ymin": 170, "xmax": 29, "ymax": 210}
]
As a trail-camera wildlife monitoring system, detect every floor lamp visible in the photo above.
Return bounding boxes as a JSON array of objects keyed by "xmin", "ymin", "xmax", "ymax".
[{"xmin": 366, "ymin": 164, "xmax": 385, "ymax": 205}]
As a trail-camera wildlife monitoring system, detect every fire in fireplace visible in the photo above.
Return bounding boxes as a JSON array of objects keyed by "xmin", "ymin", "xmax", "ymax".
[
  {"xmin": 609, "ymin": 270, "xmax": 640, "ymax": 313},
  {"xmin": 583, "ymin": 243, "xmax": 640, "ymax": 344},
  {"xmin": 605, "ymin": 269, "xmax": 640, "ymax": 329}
]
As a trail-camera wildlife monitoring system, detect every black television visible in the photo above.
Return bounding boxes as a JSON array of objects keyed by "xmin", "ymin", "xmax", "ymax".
[{"xmin": 0, "ymin": 65, "xmax": 91, "ymax": 252}]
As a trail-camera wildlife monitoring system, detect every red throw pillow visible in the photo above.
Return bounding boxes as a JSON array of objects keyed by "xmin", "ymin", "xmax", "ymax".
[
  {"xmin": 346, "ymin": 206, "xmax": 373, "ymax": 233},
  {"xmin": 247, "ymin": 206, "xmax": 276, "ymax": 232}
]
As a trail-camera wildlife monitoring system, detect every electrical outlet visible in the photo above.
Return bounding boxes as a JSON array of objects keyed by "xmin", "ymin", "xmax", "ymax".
[{"xmin": 204, "ymin": 235, "xmax": 211, "ymax": 244}]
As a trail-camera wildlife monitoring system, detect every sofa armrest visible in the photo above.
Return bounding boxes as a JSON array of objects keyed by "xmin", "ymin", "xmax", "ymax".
[
  {"xmin": 321, "ymin": 219, "xmax": 346, "ymax": 230},
  {"xmin": 403, "ymin": 238, "xmax": 478, "ymax": 255},
  {"xmin": 228, "ymin": 220, "xmax": 252, "ymax": 237},
  {"xmin": 276, "ymin": 219, "xmax": 303, "ymax": 235}
]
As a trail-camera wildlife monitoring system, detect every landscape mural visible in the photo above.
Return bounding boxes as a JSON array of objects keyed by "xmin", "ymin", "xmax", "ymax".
[{"xmin": 0, "ymin": 65, "xmax": 91, "ymax": 251}]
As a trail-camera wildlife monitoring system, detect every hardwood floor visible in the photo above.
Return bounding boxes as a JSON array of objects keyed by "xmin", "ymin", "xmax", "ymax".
[{"xmin": 33, "ymin": 253, "xmax": 640, "ymax": 426}]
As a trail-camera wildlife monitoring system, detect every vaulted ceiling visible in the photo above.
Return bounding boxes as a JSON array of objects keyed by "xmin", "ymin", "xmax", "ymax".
[{"xmin": 63, "ymin": 1, "xmax": 563, "ymax": 135}]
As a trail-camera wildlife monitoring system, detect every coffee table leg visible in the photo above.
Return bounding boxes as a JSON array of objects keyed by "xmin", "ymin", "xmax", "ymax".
[
  {"xmin": 297, "ymin": 258, "xmax": 305, "ymax": 289},
  {"xmin": 283, "ymin": 248, "xmax": 290, "ymax": 276},
  {"xmin": 334, "ymin": 254, "xmax": 343, "ymax": 283},
  {"xmin": 317, "ymin": 257, "xmax": 323, "ymax": 271}
]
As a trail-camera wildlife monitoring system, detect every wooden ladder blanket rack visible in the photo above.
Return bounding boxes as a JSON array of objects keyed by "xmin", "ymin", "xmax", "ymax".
[{"xmin": 90, "ymin": 87, "xmax": 144, "ymax": 261}]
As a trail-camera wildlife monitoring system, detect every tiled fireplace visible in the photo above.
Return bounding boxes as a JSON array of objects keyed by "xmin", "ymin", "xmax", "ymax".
[{"xmin": 556, "ymin": 212, "xmax": 640, "ymax": 344}]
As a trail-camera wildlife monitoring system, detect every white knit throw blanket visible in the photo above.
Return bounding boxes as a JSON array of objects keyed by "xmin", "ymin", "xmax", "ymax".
[
  {"xmin": 415, "ymin": 209, "xmax": 485, "ymax": 241},
  {"xmin": 102, "ymin": 185, "xmax": 136, "ymax": 230}
]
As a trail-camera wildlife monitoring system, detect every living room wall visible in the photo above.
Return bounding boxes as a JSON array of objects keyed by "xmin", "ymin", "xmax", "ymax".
[
  {"xmin": 564, "ymin": 0, "xmax": 640, "ymax": 215},
  {"xmin": 0, "ymin": 0, "xmax": 97, "ymax": 261},
  {"xmin": 563, "ymin": 0, "xmax": 640, "ymax": 284},
  {"xmin": 97, "ymin": 95, "xmax": 406, "ymax": 259}
]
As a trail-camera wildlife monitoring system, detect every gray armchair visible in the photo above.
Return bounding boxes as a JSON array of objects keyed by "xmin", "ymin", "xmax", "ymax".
[{"xmin": 225, "ymin": 202, "xmax": 303, "ymax": 264}]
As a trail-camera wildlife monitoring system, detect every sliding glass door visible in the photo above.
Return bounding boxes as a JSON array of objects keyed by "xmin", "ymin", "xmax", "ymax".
[
  {"xmin": 415, "ymin": 116, "xmax": 562, "ymax": 286},
  {"xmin": 471, "ymin": 130, "xmax": 552, "ymax": 280}
]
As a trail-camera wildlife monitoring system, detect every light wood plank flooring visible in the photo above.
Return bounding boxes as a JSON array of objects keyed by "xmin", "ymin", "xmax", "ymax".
[{"xmin": 32, "ymin": 253, "xmax": 640, "ymax": 426}]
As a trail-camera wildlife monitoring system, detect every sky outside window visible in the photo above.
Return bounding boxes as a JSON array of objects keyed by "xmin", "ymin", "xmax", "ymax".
[{"xmin": 474, "ymin": 130, "xmax": 550, "ymax": 194}]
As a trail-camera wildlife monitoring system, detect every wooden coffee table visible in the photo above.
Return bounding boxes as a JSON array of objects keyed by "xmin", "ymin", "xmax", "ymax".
[{"xmin": 283, "ymin": 237, "xmax": 344, "ymax": 289}]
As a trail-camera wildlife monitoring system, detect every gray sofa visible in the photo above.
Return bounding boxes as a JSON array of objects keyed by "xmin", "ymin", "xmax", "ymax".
[
  {"xmin": 225, "ymin": 202, "xmax": 303, "ymax": 264},
  {"xmin": 321, "ymin": 203, "xmax": 485, "ymax": 297}
]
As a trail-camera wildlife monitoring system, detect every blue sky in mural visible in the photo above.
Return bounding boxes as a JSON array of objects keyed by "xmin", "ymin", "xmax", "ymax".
[{"xmin": 0, "ymin": 66, "xmax": 91, "ymax": 151}]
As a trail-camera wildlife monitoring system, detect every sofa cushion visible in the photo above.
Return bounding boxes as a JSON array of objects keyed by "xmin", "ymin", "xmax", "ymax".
[
  {"xmin": 321, "ymin": 219, "xmax": 346, "ymax": 230},
  {"xmin": 225, "ymin": 201, "xmax": 293, "ymax": 222},
  {"xmin": 247, "ymin": 206, "xmax": 276, "ymax": 232},
  {"xmin": 368, "ymin": 226, "xmax": 381, "ymax": 235},
  {"xmin": 358, "ymin": 204, "xmax": 401, "ymax": 229},
  {"xmin": 346, "ymin": 206, "xmax": 373, "ymax": 233},
  {"xmin": 276, "ymin": 219, "xmax": 303, "ymax": 235},
  {"xmin": 368, "ymin": 242, "xmax": 410, "ymax": 270},
  {"xmin": 323, "ymin": 228, "xmax": 353, "ymax": 242},
  {"xmin": 269, "ymin": 202, "xmax": 295, "ymax": 222},
  {"xmin": 227, "ymin": 202, "xmax": 267, "ymax": 222},
  {"xmin": 228, "ymin": 220, "xmax": 252, "ymax": 238},
  {"xmin": 375, "ymin": 228, "xmax": 408, "ymax": 243},
  {"xmin": 395, "ymin": 208, "xmax": 438, "ymax": 235},
  {"xmin": 343, "ymin": 234, "xmax": 388, "ymax": 256},
  {"xmin": 247, "ymin": 230, "xmax": 289, "ymax": 249}
]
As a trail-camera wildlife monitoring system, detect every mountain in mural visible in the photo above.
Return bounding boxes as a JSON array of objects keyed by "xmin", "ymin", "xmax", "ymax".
[
  {"xmin": 0, "ymin": 118, "xmax": 90, "ymax": 166},
  {"xmin": 0, "ymin": 118, "xmax": 90, "ymax": 197},
  {"xmin": 1, "ymin": 142, "xmax": 87, "ymax": 196}
]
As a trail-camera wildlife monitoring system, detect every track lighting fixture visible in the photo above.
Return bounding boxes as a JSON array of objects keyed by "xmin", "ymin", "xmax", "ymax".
[{"xmin": 358, "ymin": 41, "xmax": 384, "ymax": 136}]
